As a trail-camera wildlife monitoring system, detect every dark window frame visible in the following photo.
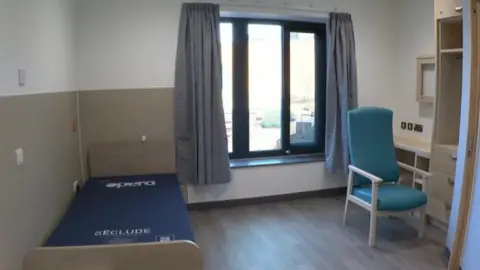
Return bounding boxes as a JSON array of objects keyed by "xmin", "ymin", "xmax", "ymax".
[{"xmin": 221, "ymin": 18, "xmax": 327, "ymax": 160}]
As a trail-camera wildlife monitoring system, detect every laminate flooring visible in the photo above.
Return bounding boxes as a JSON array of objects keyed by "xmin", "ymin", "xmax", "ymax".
[{"xmin": 190, "ymin": 196, "xmax": 447, "ymax": 270}]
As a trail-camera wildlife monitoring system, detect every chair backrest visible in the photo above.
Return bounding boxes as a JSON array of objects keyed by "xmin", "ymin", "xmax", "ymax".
[{"xmin": 348, "ymin": 107, "xmax": 399, "ymax": 186}]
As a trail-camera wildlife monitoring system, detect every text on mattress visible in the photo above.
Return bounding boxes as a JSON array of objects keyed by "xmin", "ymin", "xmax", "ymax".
[
  {"xmin": 105, "ymin": 181, "xmax": 156, "ymax": 189},
  {"xmin": 94, "ymin": 228, "xmax": 151, "ymax": 237}
]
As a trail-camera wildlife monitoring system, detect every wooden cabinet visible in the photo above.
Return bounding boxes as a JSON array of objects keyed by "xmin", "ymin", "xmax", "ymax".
[
  {"xmin": 428, "ymin": 3, "xmax": 463, "ymax": 228},
  {"xmin": 430, "ymin": 144, "xmax": 458, "ymax": 175},
  {"xmin": 436, "ymin": 0, "xmax": 463, "ymax": 19},
  {"xmin": 428, "ymin": 145, "xmax": 457, "ymax": 227},
  {"xmin": 429, "ymin": 169, "xmax": 455, "ymax": 202},
  {"xmin": 427, "ymin": 197, "xmax": 451, "ymax": 224}
]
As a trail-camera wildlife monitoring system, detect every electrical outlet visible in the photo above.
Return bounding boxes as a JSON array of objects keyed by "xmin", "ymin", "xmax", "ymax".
[
  {"xmin": 15, "ymin": 148, "xmax": 24, "ymax": 166},
  {"xmin": 73, "ymin": 181, "xmax": 81, "ymax": 193},
  {"xmin": 414, "ymin": 124, "xmax": 424, "ymax": 133},
  {"xmin": 407, "ymin": 123, "xmax": 414, "ymax": 131},
  {"xmin": 18, "ymin": 69, "xmax": 26, "ymax": 87},
  {"xmin": 401, "ymin": 122, "xmax": 407, "ymax": 130}
]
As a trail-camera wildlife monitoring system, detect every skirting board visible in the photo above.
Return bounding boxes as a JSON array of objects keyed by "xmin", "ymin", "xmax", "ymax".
[
  {"xmin": 444, "ymin": 246, "xmax": 463, "ymax": 270},
  {"xmin": 187, "ymin": 187, "xmax": 346, "ymax": 211}
]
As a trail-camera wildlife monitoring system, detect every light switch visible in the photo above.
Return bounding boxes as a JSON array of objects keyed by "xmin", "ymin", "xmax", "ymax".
[
  {"xmin": 18, "ymin": 69, "xmax": 26, "ymax": 87},
  {"xmin": 15, "ymin": 148, "xmax": 24, "ymax": 166}
]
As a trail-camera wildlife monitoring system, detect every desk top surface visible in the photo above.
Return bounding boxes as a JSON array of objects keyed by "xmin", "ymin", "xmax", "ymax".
[{"xmin": 394, "ymin": 136, "xmax": 431, "ymax": 158}]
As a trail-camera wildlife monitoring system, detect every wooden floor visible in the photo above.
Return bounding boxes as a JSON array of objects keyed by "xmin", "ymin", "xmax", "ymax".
[{"xmin": 190, "ymin": 196, "xmax": 447, "ymax": 270}]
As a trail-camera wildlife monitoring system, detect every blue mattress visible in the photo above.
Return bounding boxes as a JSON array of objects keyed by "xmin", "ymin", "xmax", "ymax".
[{"xmin": 45, "ymin": 174, "xmax": 194, "ymax": 247}]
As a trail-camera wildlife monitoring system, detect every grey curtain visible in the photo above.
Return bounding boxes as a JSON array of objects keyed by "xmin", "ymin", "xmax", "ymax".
[
  {"xmin": 174, "ymin": 3, "xmax": 231, "ymax": 185},
  {"xmin": 325, "ymin": 13, "xmax": 358, "ymax": 173}
]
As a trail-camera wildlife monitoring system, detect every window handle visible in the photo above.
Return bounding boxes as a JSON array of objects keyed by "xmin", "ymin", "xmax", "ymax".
[
  {"xmin": 285, "ymin": 149, "xmax": 291, "ymax": 155},
  {"xmin": 455, "ymin": 6, "xmax": 463, "ymax": 12}
]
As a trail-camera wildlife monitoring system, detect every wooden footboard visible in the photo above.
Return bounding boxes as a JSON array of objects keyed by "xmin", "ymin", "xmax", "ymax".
[{"xmin": 23, "ymin": 241, "xmax": 203, "ymax": 270}]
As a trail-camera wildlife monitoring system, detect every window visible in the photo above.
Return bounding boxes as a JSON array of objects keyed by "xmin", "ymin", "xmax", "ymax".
[{"xmin": 220, "ymin": 18, "xmax": 327, "ymax": 159}]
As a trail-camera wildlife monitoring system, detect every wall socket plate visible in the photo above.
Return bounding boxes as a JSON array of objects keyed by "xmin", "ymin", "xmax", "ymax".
[
  {"xmin": 73, "ymin": 181, "xmax": 81, "ymax": 193},
  {"xmin": 15, "ymin": 148, "xmax": 24, "ymax": 166},
  {"xmin": 414, "ymin": 124, "xmax": 424, "ymax": 133},
  {"xmin": 17, "ymin": 69, "xmax": 26, "ymax": 87}
]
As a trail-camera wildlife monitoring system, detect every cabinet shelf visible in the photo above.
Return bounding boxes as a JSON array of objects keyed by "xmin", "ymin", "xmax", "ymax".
[{"xmin": 440, "ymin": 48, "xmax": 463, "ymax": 54}]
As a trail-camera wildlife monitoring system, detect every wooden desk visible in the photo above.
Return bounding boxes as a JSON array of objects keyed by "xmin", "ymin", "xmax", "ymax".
[
  {"xmin": 394, "ymin": 136, "xmax": 431, "ymax": 187},
  {"xmin": 394, "ymin": 136, "xmax": 431, "ymax": 158}
]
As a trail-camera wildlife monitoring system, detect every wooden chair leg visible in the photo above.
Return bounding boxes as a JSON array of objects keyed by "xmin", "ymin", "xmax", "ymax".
[
  {"xmin": 343, "ymin": 198, "xmax": 349, "ymax": 225},
  {"xmin": 344, "ymin": 169, "xmax": 354, "ymax": 225},
  {"xmin": 369, "ymin": 210, "xmax": 377, "ymax": 247},
  {"xmin": 418, "ymin": 207, "xmax": 426, "ymax": 239}
]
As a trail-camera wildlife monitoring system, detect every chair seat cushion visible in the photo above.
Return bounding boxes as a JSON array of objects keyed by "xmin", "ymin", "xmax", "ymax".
[{"xmin": 352, "ymin": 184, "xmax": 427, "ymax": 211}]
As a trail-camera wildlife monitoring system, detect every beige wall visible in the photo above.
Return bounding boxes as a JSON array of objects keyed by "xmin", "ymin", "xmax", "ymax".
[
  {"xmin": 0, "ymin": 92, "xmax": 81, "ymax": 270},
  {"xmin": 0, "ymin": 87, "xmax": 176, "ymax": 270},
  {"xmin": 77, "ymin": 87, "xmax": 347, "ymax": 203},
  {"xmin": 78, "ymin": 88, "xmax": 175, "ymax": 177}
]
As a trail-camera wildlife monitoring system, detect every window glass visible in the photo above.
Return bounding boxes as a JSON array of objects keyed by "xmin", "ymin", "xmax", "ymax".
[{"xmin": 248, "ymin": 24, "xmax": 283, "ymax": 152}]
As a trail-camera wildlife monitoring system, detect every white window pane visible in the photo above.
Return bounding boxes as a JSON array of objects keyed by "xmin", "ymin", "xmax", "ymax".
[
  {"xmin": 248, "ymin": 24, "xmax": 282, "ymax": 152},
  {"xmin": 290, "ymin": 32, "xmax": 316, "ymax": 145}
]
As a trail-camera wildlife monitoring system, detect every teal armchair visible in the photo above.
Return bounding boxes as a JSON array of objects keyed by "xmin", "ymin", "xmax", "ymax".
[{"xmin": 344, "ymin": 107, "xmax": 431, "ymax": 247}]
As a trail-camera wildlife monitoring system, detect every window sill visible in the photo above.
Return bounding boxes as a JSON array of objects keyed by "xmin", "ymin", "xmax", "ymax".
[{"xmin": 230, "ymin": 154, "xmax": 325, "ymax": 169}]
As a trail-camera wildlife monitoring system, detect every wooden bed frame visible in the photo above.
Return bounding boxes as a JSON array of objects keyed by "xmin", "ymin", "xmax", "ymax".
[{"xmin": 23, "ymin": 141, "xmax": 203, "ymax": 270}]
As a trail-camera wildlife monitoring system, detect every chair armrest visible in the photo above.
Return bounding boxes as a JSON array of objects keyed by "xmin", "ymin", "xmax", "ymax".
[
  {"xmin": 397, "ymin": 162, "xmax": 432, "ymax": 179},
  {"xmin": 348, "ymin": 165, "xmax": 383, "ymax": 184}
]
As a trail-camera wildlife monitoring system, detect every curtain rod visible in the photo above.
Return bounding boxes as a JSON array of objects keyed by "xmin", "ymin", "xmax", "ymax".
[{"xmin": 195, "ymin": 1, "xmax": 338, "ymax": 14}]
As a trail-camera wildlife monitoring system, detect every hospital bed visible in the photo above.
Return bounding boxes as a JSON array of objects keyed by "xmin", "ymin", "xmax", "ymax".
[{"xmin": 23, "ymin": 141, "xmax": 202, "ymax": 270}]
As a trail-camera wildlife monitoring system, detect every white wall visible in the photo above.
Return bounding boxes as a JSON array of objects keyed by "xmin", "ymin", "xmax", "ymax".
[
  {"xmin": 0, "ymin": 0, "xmax": 11, "ymax": 93},
  {"xmin": 74, "ymin": 0, "xmax": 180, "ymax": 90},
  {"xmin": 188, "ymin": 163, "xmax": 346, "ymax": 203},
  {"xmin": 392, "ymin": 0, "xmax": 435, "ymax": 142},
  {"xmin": 75, "ymin": 0, "xmax": 397, "ymax": 92},
  {"xmin": 0, "ymin": 0, "xmax": 75, "ymax": 96}
]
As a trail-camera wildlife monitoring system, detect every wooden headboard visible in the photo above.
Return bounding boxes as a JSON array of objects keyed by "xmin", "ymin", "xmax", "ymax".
[{"xmin": 88, "ymin": 141, "xmax": 176, "ymax": 178}]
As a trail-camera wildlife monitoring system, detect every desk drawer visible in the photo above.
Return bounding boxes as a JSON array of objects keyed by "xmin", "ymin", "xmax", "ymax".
[
  {"xmin": 428, "ymin": 170, "xmax": 455, "ymax": 202},
  {"xmin": 430, "ymin": 145, "xmax": 457, "ymax": 175},
  {"xmin": 427, "ymin": 196, "xmax": 451, "ymax": 224}
]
